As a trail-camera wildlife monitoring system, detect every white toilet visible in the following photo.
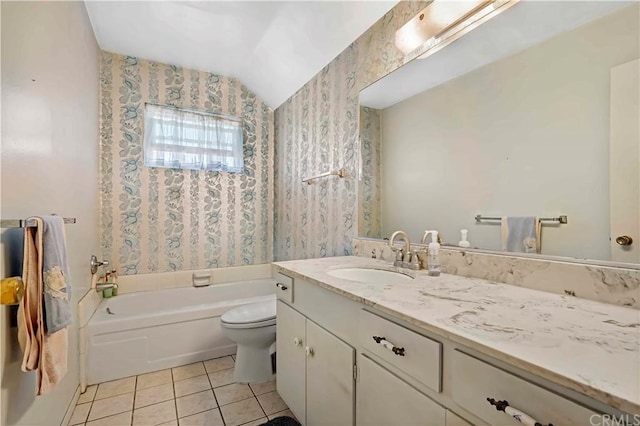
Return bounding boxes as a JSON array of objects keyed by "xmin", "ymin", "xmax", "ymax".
[{"xmin": 220, "ymin": 298, "xmax": 277, "ymax": 383}]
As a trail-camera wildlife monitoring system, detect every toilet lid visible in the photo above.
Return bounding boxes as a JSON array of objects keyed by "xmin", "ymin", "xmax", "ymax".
[{"xmin": 221, "ymin": 299, "xmax": 276, "ymax": 324}]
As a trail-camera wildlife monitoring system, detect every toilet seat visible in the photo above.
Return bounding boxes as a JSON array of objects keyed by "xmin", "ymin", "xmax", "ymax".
[
  {"xmin": 221, "ymin": 299, "xmax": 276, "ymax": 329},
  {"xmin": 221, "ymin": 317, "xmax": 276, "ymax": 329}
]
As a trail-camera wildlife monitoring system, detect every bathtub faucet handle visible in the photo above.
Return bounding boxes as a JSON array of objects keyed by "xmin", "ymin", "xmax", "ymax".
[{"xmin": 90, "ymin": 255, "xmax": 110, "ymax": 275}]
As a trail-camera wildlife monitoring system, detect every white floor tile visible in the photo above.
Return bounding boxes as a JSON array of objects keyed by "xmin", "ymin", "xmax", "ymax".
[
  {"xmin": 176, "ymin": 390, "xmax": 217, "ymax": 419},
  {"xmin": 203, "ymin": 356, "xmax": 234, "ymax": 374},
  {"xmin": 172, "ymin": 363, "xmax": 206, "ymax": 381},
  {"xmin": 174, "ymin": 375, "xmax": 211, "ymax": 398},
  {"xmin": 137, "ymin": 369, "xmax": 172, "ymax": 391},
  {"xmin": 207, "ymin": 368, "xmax": 235, "ymax": 388},
  {"xmin": 132, "ymin": 400, "xmax": 177, "ymax": 426},
  {"xmin": 268, "ymin": 409, "xmax": 295, "ymax": 420},
  {"xmin": 214, "ymin": 383, "xmax": 253, "ymax": 406},
  {"xmin": 239, "ymin": 418, "xmax": 268, "ymax": 426},
  {"xmin": 135, "ymin": 383, "xmax": 175, "ymax": 409},
  {"xmin": 257, "ymin": 391, "xmax": 287, "ymax": 416},
  {"xmin": 86, "ymin": 357, "xmax": 290, "ymax": 426},
  {"xmin": 95, "ymin": 377, "xmax": 136, "ymax": 400},
  {"xmin": 78, "ymin": 385, "xmax": 98, "ymax": 404},
  {"xmin": 86, "ymin": 411, "xmax": 132, "ymax": 426},
  {"xmin": 89, "ymin": 393, "xmax": 134, "ymax": 421},
  {"xmin": 220, "ymin": 398, "xmax": 264, "ymax": 426},
  {"xmin": 249, "ymin": 380, "xmax": 276, "ymax": 396},
  {"xmin": 178, "ymin": 408, "xmax": 224, "ymax": 426},
  {"xmin": 70, "ymin": 402, "xmax": 91, "ymax": 425}
]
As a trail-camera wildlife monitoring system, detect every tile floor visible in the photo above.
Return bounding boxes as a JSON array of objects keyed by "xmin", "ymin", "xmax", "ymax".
[{"xmin": 69, "ymin": 355, "xmax": 294, "ymax": 426}]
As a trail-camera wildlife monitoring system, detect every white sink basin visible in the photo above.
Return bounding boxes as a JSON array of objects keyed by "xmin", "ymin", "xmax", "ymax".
[{"xmin": 327, "ymin": 268, "xmax": 413, "ymax": 284}]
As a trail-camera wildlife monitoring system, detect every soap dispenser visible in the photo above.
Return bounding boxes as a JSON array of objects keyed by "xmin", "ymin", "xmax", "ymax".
[
  {"xmin": 458, "ymin": 229, "xmax": 470, "ymax": 248},
  {"xmin": 424, "ymin": 230, "xmax": 441, "ymax": 277}
]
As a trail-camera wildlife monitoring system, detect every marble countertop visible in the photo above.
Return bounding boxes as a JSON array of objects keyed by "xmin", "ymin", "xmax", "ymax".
[{"xmin": 273, "ymin": 256, "xmax": 640, "ymax": 414}]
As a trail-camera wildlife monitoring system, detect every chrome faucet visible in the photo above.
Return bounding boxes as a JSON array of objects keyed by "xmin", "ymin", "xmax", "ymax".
[
  {"xmin": 389, "ymin": 231, "xmax": 420, "ymax": 270},
  {"xmin": 389, "ymin": 231, "xmax": 410, "ymax": 259}
]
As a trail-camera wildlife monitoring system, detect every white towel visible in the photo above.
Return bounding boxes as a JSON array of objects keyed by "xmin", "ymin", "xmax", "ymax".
[{"xmin": 501, "ymin": 216, "xmax": 541, "ymax": 253}]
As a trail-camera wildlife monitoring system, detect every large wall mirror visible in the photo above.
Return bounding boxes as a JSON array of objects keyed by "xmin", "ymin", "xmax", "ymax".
[{"xmin": 358, "ymin": 1, "xmax": 639, "ymax": 266}]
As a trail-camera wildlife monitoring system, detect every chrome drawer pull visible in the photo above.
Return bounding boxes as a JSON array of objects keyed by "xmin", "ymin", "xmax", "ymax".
[
  {"xmin": 276, "ymin": 282, "xmax": 288, "ymax": 291},
  {"xmin": 487, "ymin": 398, "xmax": 553, "ymax": 426},
  {"xmin": 372, "ymin": 336, "xmax": 405, "ymax": 356}
]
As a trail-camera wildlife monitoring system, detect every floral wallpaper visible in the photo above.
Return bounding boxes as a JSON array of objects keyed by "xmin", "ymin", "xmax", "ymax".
[
  {"xmin": 359, "ymin": 106, "xmax": 382, "ymax": 239},
  {"xmin": 274, "ymin": 1, "xmax": 428, "ymax": 260},
  {"xmin": 100, "ymin": 52, "xmax": 274, "ymax": 274}
]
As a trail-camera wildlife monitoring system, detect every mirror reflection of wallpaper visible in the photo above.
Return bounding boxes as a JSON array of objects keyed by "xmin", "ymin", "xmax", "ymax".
[
  {"xmin": 274, "ymin": 1, "xmax": 428, "ymax": 261},
  {"xmin": 359, "ymin": 106, "xmax": 382, "ymax": 239},
  {"xmin": 100, "ymin": 52, "xmax": 274, "ymax": 274}
]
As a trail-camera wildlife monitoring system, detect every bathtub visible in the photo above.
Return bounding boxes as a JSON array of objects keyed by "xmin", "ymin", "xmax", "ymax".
[{"xmin": 86, "ymin": 278, "xmax": 276, "ymax": 385}]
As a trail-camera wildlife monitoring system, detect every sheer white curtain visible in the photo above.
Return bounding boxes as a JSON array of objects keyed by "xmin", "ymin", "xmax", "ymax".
[{"xmin": 143, "ymin": 104, "xmax": 244, "ymax": 172}]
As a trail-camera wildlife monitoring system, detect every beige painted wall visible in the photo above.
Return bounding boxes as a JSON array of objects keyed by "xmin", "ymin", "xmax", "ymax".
[
  {"xmin": 380, "ymin": 5, "xmax": 639, "ymax": 260},
  {"xmin": 1, "ymin": 2, "xmax": 100, "ymax": 424}
]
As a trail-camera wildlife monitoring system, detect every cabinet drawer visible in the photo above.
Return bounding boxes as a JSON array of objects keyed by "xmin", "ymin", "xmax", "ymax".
[
  {"xmin": 274, "ymin": 272, "xmax": 294, "ymax": 303},
  {"xmin": 445, "ymin": 410, "xmax": 472, "ymax": 426},
  {"xmin": 357, "ymin": 353, "xmax": 446, "ymax": 426},
  {"xmin": 358, "ymin": 310, "xmax": 442, "ymax": 392},
  {"xmin": 452, "ymin": 350, "xmax": 599, "ymax": 426}
]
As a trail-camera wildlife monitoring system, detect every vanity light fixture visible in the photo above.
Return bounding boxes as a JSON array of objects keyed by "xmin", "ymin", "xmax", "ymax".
[{"xmin": 395, "ymin": 0, "xmax": 518, "ymax": 59}]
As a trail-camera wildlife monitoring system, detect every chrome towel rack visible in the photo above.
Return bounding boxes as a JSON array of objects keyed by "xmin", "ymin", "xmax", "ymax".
[
  {"xmin": 0, "ymin": 217, "xmax": 77, "ymax": 228},
  {"xmin": 475, "ymin": 215, "xmax": 567, "ymax": 224},
  {"xmin": 302, "ymin": 169, "xmax": 345, "ymax": 185}
]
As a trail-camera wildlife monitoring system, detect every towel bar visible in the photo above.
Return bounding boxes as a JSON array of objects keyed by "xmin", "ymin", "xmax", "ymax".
[
  {"xmin": 475, "ymin": 215, "xmax": 567, "ymax": 224},
  {"xmin": 302, "ymin": 169, "xmax": 345, "ymax": 185},
  {"xmin": 0, "ymin": 217, "xmax": 77, "ymax": 228}
]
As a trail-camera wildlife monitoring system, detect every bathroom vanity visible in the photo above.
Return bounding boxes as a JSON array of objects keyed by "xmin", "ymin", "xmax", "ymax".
[{"xmin": 273, "ymin": 256, "xmax": 639, "ymax": 426}]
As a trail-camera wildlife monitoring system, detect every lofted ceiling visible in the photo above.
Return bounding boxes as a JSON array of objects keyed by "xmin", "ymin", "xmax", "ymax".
[{"xmin": 85, "ymin": 1, "xmax": 397, "ymax": 108}]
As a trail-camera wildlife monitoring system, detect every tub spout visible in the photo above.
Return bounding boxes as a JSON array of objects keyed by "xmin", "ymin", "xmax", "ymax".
[{"xmin": 96, "ymin": 282, "xmax": 115, "ymax": 292}]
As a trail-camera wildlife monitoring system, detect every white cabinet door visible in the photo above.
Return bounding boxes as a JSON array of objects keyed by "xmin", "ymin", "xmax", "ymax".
[
  {"xmin": 277, "ymin": 301, "xmax": 307, "ymax": 423},
  {"xmin": 356, "ymin": 353, "xmax": 446, "ymax": 426},
  {"xmin": 306, "ymin": 319, "xmax": 355, "ymax": 426},
  {"xmin": 445, "ymin": 410, "xmax": 472, "ymax": 426}
]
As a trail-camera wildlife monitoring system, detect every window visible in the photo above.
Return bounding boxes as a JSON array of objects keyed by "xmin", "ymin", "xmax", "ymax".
[{"xmin": 143, "ymin": 104, "xmax": 244, "ymax": 172}]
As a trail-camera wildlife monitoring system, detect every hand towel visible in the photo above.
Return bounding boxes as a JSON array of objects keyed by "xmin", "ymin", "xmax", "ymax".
[
  {"xmin": 501, "ymin": 216, "xmax": 541, "ymax": 253},
  {"xmin": 17, "ymin": 216, "xmax": 68, "ymax": 395},
  {"xmin": 41, "ymin": 215, "xmax": 72, "ymax": 333}
]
